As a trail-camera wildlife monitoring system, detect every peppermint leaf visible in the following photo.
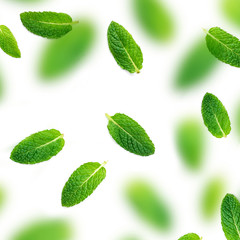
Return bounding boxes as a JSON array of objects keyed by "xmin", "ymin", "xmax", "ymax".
[
  {"xmin": 178, "ymin": 233, "xmax": 201, "ymax": 240},
  {"xmin": 10, "ymin": 129, "xmax": 65, "ymax": 164},
  {"xmin": 125, "ymin": 180, "xmax": 172, "ymax": 231},
  {"xmin": 221, "ymin": 194, "xmax": 240, "ymax": 240},
  {"xmin": 20, "ymin": 11, "xmax": 79, "ymax": 39},
  {"xmin": 201, "ymin": 177, "xmax": 225, "ymax": 219},
  {"xmin": 222, "ymin": 0, "xmax": 240, "ymax": 28},
  {"xmin": 107, "ymin": 21, "xmax": 143, "ymax": 73},
  {"xmin": 176, "ymin": 119, "xmax": 205, "ymax": 170},
  {"xmin": 106, "ymin": 113, "xmax": 155, "ymax": 156},
  {"xmin": 39, "ymin": 20, "xmax": 95, "ymax": 80},
  {"xmin": 132, "ymin": 0, "xmax": 174, "ymax": 42},
  {"xmin": 204, "ymin": 27, "xmax": 240, "ymax": 67},
  {"xmin": 0, "ymin": 25, "xmax": 21, "ymax": 58},
  {"xmin": 12, "ymin": 219, "xmax": 71, "ymax": 240},
  {"xmin": 61, "ymin": 161, "xmax": 107, "ymax": 207},
  {"xmin": 175, "ymin": 38, "xmax": 217, "ymax": 89},
  {"xmin": 201, "ymin": 93, "xmax": 231, "ymax": 138}
]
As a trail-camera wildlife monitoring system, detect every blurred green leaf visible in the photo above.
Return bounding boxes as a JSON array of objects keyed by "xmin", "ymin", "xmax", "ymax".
[
  {"xmin": 175, "ymin": 38, "xmax": 217, "ymax": 89},
  {"xmin": 222, "ymin": 0, "xmax": 240, "ymax": 27},
  {"xmin": 125, "ymin": 179, "xmax": 172, "ymax": 231},
  {"xmin": 0, "ymin": 186, "xmax": 5, "ymax": 211},
  {"xmin": 39, "ymin": 20, "xmax": 95, "ymax": 80},
  {"xmin": 235, "ymin": 102, "xmax": 240, "ymax": 138},
  {"xmin": 132, "ymin": 0, "xmax": 174, "ymax": 42},
  {"xmin": 12, "ymin": 219, "xmax": 72, "ymax": 240},
  {"xmin": 176, "ymin": 119, "xmax": 205, "ymax": 170},
  {"xmin": 201, "ymin": 177, "xmax": 225, "ymax": 219}
]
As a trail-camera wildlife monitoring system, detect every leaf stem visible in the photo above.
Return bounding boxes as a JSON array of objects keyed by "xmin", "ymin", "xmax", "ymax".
[
  {"xmin": 105, "ymin": 113, "xmax": 111, "ymax": 121},
  {"xmin": 71, "ymin": 21, "xmax": 79, "ymax": 25},
  {"xmin": 202, "ymin": 28, "xmax": 208, "ymax": 34}
]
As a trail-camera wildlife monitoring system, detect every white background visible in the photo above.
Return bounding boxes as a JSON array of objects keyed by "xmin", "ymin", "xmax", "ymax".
[{"xmin": 0, "ymin": 0, "xmax": 240, "ymax": 239}]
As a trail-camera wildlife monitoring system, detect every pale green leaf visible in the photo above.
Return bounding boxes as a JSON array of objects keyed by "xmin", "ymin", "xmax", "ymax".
[
  {"xmin": 175, "ymin": 38, "xmax": 217, "ymax": 89},
  {"xmin": 132, "ymin": 0, "xmax": 174, "ymax": 42},
  {"xmin": 106, "ymin": 113, "xmax": 155, "ymax": 156},
  {"xmin": 0, "ymin": 25, "xmax": 21, "ymax": 58},
  {"xmin": 107, "ymin": 21, "xmax": 143, "ymax": 73},
  {"xmin": 201, "ymin": 92, "xmax": 231, "ymax": 138},
  {"xmin": 39, "ymin": 20, "xmax": 95, "ymax": 80},
  {"xmin": 201, "ymin": 177, "xmax": 225, "ymax": 219},
  {"xmin": 61, "ymin": 161, "xmax": 107, "ymax": 207},
  {"xmin": 12, "ymin": 219, "xmax": 72, "ymax": 240},
  {"xmin": 176, "ymin": 119, "xmax": 205, "ymax": 170},
  {"xmin": 178, "ymin": 233, "xmax": 201, "ymax": 240},
  {"xmin": 20, "ymin": 11, "xmax": 78, "ymax": 39},
  {"xmin": 10, "ymin": 129, "xmax": 65, "ymax": 164},
  {"xmin": 221, "ymin": 0, "xmax": 240, "ymax": 28},
  {"xmin": 205, "ymin": 27, "xmax": 240, "ymax": 68},
  {"xmin": 221, "ymin": 194, "xmax": 240, "ymax": 240},
  {"xmin": 125, "ymin": 180, "xmax": 172, "ymax": 231}
]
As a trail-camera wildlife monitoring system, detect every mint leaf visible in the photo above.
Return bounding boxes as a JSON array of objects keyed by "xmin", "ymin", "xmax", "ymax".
[
  {"xmin": 12, "ymin": 219, "xmax": 71, "ymax": 240},
  {"xmin": 10, "ymin": 129, "xmax": 65, "ymax": 164},
  {"xmin": 178, "ymin": 233, "xmax": 201, "ymax": 240},
  {"xmin": 0, "ymin": 25, "xmax": 21, "ymax": 58},
  {"xmin": 20, "ymin": 11, "xmax": 78, "ymax": 39},
  {"xmin": 221, "ymin": 194, "xmax": 240, "ymax": 240},
  {"xmin": 107, "ymin": 21, "xmax": 143, "ymax": 73},
  {"xmin": 201, "ymin": 177, "xmax": 225, "ymax": 219},
  {"xmin": 201, "ymin": 92, "xmax": 231, "ymax": 138},
  {"xmin": 125, "ymin": 180, "xmax": 172, "ymax": 231},
  {"xmin": 175, "ymin": 38, "xmax": 217, "ymax": 89},
  {"xmin": 39, "ymin": 20, "xmax": 95, "ymax": 80},
  {"xmin": 222, "ymin": 0, "xmax": 240, "ymax": 28},
  {"xmin": 176, "ymin": 119, "xmax": 205, "ymax": 170},
  {"xmin": 132, "ymin": 0, "xmax": 174, "ymax": 42},
  {"xmin": 205, "ymin": 27, "xmax": 240, "ymax": 67},
  {"xmin": 61, "ymin": 161, "xmax": 107, "ymax": 207},
  {"xmin": 106, "ymin": 113, "xmax": 155, "ymax": 156}
]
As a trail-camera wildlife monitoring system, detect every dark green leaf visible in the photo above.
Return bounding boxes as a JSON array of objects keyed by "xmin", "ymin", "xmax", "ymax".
[
  {"xmin": 20, "ymin": 11, "xmax": 78, "ymax": 39},
  {"xmin": 0, "ymin": 25, "xmax": 21, "ymax": 58},
  {"xmin": 106, "ymin": 113, "xmax": 155, "ymax": 156},
  {"xmin": 10, "ymin": 129, "xmax": 65, "ymax": 164},
  {"xmin": 61, "ymin": 161, "xmax": 107, "ymax": 207},
  {"xmin": 107, "ymin": 21, "xmax": 143, "ymax": 73},
  {"xmin": 201, "ymin": 93, "xmax": 231, "ymax": 138}
]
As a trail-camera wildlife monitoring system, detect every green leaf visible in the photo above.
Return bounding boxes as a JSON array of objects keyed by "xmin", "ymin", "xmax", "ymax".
[
  {"xmin": 10, "ymin": 129, "xmax": 65, "ymax": 164},
  {"xmin": 201, "ymin": 92, "xmax": 231, "ymax": 138},
  {"xmin": 125, "ymin": 180, "xmax": 172, "ymax": 231},
  {"xmin": 235, "ymin": 102, "xmax": 240, "ymax": 138},
  {"xmin": 176, "ymin": 119, "xmax": 205, "ymax": 170},
  {"xmin": 222, "ymin": 0, "xmax": 240, "ymax": 28},
  {"xmin": 201, "ymin": 177, "xmax": 225, "ymax": 219},
  {"xmin": 20, "ymin": 11, "xmax": 78, "ymax": 39},
  {"xmin": 39, "ymin": 20, "xmax": 95, "ymax": 80},
  {"xmin": 205, "ymin": 27, "xmax": 240, "ymax": 67},
  {"xmin": 132, "ymin": 0, "xmax": 174, "ymax": 42},
  {"xmin": 175, "ymin": 38, "xmax": 217, "ymax": 89},
  {"xmin": 178, "ymin": 233, "xmax": 201, "ymax": 240},
  {"xmin": 61, "ymin": 161, "xmax": 107, "ymax": 207},
  {"xmin": 0, "ymin": 25, "xmax": 21, "ymax": 58},
  {"xmin": 221, "ymin": 194, "xmax": 240, "ymax": 240},
  {"xmin": 106, "ymin": 113, "xmax": 155, "ymax": 156},
  {"xmin": 12, "ymin": 219, "xmax": 72, "ymax": 240},
  {"xmin": 0, "ymin": 186, "xmax": 5, "ymax": 212},
  {"xmin": 107, "ymin": 21, "xmax": 143, "ymax": 73}
]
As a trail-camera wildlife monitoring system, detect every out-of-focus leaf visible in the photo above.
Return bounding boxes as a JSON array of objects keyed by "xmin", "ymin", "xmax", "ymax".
[
  {"xmin": 222, "ymin": 0, "xmax": 240, "ymax": 27},
  {"xmin": 175, "ymin": 38, "xmax": 217, "ymax": 89},
  {"xmin": 125, "ymin": 179, "xmax": 172, "ymax": 231},
  {"xmin": 176, "ymin": 119, "xmax": 205, "ymax": 170},
  {"xmin": 178, "ymin": 233, "xmax": 201, "ymax": 240},
  {"xmin": 235, "ymin": 102, "xmax": 240, "ymax": 138},
  {"xmin": 0, "ymin": 186, "xmax": 5, "ymax": 211},
  {"xmin": 12, "ymin": 219, "xmax": 72, "ymax": 240},
  {"xmin": 132, "ymin": 0, "xmax": 174, "ymax": 42},
  {"xmin": 201, "ymin": 177, "xmax": 225, "ymax": 219},
  {"xmin": 39, "ymin": 20, "xmax": 95, "ymax": 80}
]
